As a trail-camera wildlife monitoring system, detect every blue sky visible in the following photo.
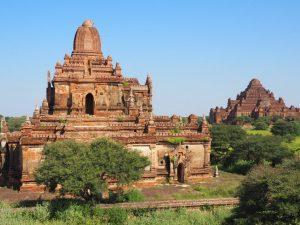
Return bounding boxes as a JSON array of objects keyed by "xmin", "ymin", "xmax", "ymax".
[{"xmin": 0, "ymin": 0, "xmax": 299, "ymax": 116}]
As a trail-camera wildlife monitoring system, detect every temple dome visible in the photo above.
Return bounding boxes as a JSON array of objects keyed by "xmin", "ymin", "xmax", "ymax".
[{"xmin": 72, "ymin": 20, "xmax": 103, "ymax": 57}]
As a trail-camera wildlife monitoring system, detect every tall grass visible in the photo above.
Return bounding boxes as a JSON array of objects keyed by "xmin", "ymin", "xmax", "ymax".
[
  {"xmin": 128, "ymin": 207, "xmax": 232, "ymax": 225},
  {"xmin": 0, "ymin": 200, "xmax": 232, "ymax": 225}
]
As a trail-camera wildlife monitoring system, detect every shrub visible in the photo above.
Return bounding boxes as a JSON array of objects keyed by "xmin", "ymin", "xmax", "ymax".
[
  {"xmin": 252, "ymin": 121, "xmax": 269, "ymax": 130},
  {"xmin": 226, "ymin": 135, "xmax": 292, "ymax": 170},
  {"xmin": 226, "ymin": 160, "xmax": 255, "ymax": 175},
  {"xmin": 166, "ymin": 137, "xmax": 186, "ymax": 145},
  {"xmin": 55, "ymin": 204, "xmax": 88, "ymax": 224},
  {"xmin": 271, "ymin": 120, "xmax": 300, "ymax": 136},
  {"xmin": 105, "ymin": 208, "xmax": 128, "ymax": 225},
  {"xmin": 226, "ymin": 160, "xmax": 300, "ymax": 225},
  {"xmin": 117, "ymin": 189, "xmax": 144, "ymax": 203},
  {"xmin": 199, "ymin": 137, "xmax": 210, "ymax": 143}
]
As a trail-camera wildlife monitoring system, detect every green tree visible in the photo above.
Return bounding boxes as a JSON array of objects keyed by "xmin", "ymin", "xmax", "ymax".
[
  {"xmin": 35, "ymin": 140, "xmax": 103, "ymax": 200},
  {"xmin": 225, "ymin": 160, "xmax": 300, "ymax": 225},
  {"xmin": 252, "ymin": 117, "xmax": 271, "ymax": 130},
  {"xmin": 5, "ymin": 116, "xmax": 26, "ymax": 132},
  {"xmin": 226, "ymin": 135, "xmax": 292, "ymax": 171},
  {"xmin": 271, "ymin": 120, "xmax": 300, "ymax": 136},
  {"xmin": 210, "ymin": 125, "xmax": 247, "ymax": 164},
  {"xmin": 89, "ymin": 138, "xmax": 150, "ymax": 186},
  {"xmin": 35, "ymin": 138, "xmax": 150, "ymax": 201}
]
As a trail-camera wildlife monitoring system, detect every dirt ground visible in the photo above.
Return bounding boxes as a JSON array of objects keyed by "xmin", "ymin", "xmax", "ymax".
[{"xmin": 0, "ymin": 171, "xmax": 244, "ymax": 204}]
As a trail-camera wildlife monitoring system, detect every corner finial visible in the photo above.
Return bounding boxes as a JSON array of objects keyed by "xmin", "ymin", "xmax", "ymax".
[{"xmin": 47, "ymin": 70, "xmax": 51, "ymax": 83}]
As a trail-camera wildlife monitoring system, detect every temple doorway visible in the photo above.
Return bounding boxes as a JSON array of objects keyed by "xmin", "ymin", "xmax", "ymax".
[
  {"xmin": 85, "ymin": 93, "xmax": 94, "ymax": 115},
  {"xmin": 177, "ymin": 163, "xmax": 185, "ymax": 183}
]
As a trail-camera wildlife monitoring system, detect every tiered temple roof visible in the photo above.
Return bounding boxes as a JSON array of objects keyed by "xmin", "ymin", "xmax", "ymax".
[{"xmin": 210, "ymin": 78, "xmax": 300, "ymax": 123}]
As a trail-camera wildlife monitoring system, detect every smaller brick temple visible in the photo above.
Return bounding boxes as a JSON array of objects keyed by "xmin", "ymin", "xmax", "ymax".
[
  {"xmin": 210, "ymin": 78, "xmax": 300, "ymax": 123},
  {"xmin": 0, "ymin": 20, "xmax": 212, "ymax": 191}
]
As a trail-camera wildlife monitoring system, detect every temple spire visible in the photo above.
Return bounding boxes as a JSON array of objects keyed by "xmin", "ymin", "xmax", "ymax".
[{"xmin": 47, "ymin": 70, "xmax": 51, "ymax": 83}]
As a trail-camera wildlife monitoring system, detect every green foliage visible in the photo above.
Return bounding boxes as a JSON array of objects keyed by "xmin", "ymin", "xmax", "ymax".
[
  {"xmin": 181, "ymin": 117, "xmax": 188, "ymax": 124},
  {"xmin": 225, "ymin": 135, "xmax": 292, "ymax": 170},
  {"xmin": 122, "ymin": 81, "xmax": 129, "ymax": 87},
  {"xmin": 252, "ymin": 121, "xmax": 269, "ymax": 130},
  {"xmin": 199, "ymin": 137, "xmax": 211, "ymax": 143},
  {"xmin": 128, "ymin": 207, "xmax": 232, "ymax": 225},
  {"xmin": 105, "ymin": 207, "xmax": 128, "ymax": 225},
  {"xmin": 166, "ymin": 137, "xmax": 186, "ymax": 145},
  {"xmin": 35, "ymin": 138, "xmax": 150, "ymax": 201},
  {"xmin": 0, "ymin": 200, "xmax": 232, "ymax": 225},
  {"xmin": 271, "ymin": 120, "xmax": 300, "ymax": 136},
  {"xmin": 246, "ymin": 129, "xmax": 272, "ymax": 136},
  {"xmin": 4, "ymin": 116, "xmax": 26, "ymax": 132},
  {"xmin": 251, "ymin": 117, "xmax": 271, "ymax": 130},
  {"xmin": 58, "ymin": 118, "xmax": 68, "ymax": 125},
  {"xmin": 210, "ymin": 125, "xmax": 247, "ymax": 164},
  {"xmin": 116, "ymin": 116, "xmax": 124, "ymax": 122},
  {"xmin": 283, "ymin": 136, "xmax": 300, "ymax": 153},
  {"xmin": 193, "ymin": 183, "xmax": 238, "ymax": 198},
  {"xmin": 226, "ymin": 160, "xmax": 255, "ymax": 175},
  {"xmin": 271, "ymin": 115, "xmax": 283, "ymax": 123},
  {"xmin": 116, "ymin": 189, "xmax": 145, "ymax": 203},
  {"xmin": 226, "ymin": 160, "xmax": 300, "ymax": 225},
  {"xmin": 35, "ymin": 140, "xmax": 104, "ymax": 200},
  {"xmin": 90, "ymin": 138, "xmax": 150, "ymax": 186},
  {"xmin": 170, "ymin": 127, "xmax": 182, "ymax": 134}
]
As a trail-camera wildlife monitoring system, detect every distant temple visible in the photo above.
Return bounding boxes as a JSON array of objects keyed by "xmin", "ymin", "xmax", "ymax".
[
  {"xmin": 210, "ymin": 79, "xmax": 300, "ymax": 123},
  {"xmin": 0, "ymin": 20, "xmax": 211, "ymax": 191}
]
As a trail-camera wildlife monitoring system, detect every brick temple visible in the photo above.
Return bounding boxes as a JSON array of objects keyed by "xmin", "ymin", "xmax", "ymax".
[
  {"xmin": 210, "ymin": 78, "xmax": 300, "ymax": 123},
  {"xmin": 0, "ymin": 20, "xmax": 211, "ymax": 191}
]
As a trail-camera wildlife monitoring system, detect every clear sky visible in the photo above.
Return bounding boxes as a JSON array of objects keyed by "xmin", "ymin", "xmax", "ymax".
[{"xmin": 0, "ymin": 0, "xmax": 299, "ymax": 117}]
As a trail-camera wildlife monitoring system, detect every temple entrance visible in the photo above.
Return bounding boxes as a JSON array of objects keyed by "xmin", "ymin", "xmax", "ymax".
[
  {"xmin": 85, "ymin": 93, "xmax": 94, "ymax": 115},
  {"xmin": 177, "ymin": 163, "xmax": 185, "ymax": 183}
]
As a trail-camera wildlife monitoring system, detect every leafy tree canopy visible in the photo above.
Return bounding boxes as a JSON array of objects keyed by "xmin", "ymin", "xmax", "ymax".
[
  {"xmin": 226, "ymin": 135, "xmax": 293, "ymax": 169},
  {"xmin": 35, "ymin": 138, "xmax": 150, "ymax": 201},
  {"xmin": 210, "ymin": 125, "xmax": 247, "ymax": 164},
  {"xmin": 226, "ymin": 159, "xmax": 300, "ymax": 225},
  {"xmin": 271, "ymin": 120, "xmax": 300, "ymax": 136},
  {"xmin": 4, "ymin": 116, "xmax": 26, "ymax": 132}
]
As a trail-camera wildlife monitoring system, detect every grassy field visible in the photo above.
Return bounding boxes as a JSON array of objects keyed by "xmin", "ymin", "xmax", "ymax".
[
  {"xmin": 246, "ymin": 128, "xmax": 300, "ymax": 154},
  {"xmin": 142, "ymin": 171, "xmax": 244, "ymax": 201},
  {"xmin": 283, "ymin": 136, "xmax": 300, "ymax": 153},
  {"xmin": 0, "ymin": 201, "xmax": 232, "ymax": 225},
  {"xmin": 245, "ymin": 129, "xmax": 272, "ymax": 136}
]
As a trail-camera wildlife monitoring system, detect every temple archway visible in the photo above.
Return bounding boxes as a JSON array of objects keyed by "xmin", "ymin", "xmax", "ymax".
[{"xmin": 85, "ymin": 93, "xmax": 94, "ymax": 115}]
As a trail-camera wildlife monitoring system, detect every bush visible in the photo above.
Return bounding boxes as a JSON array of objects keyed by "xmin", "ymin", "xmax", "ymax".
[
  {"xmin": 226, "ymin": 160, "xmax": 255, "ymax": 175},
  {"xmin": 117, "ymin": 189, "xmax": 144, "ymax": 203},
  {"xmin": 252, "ymin": 121, "xmax": 269, "ymax": 130},
  {"xmin": 166, "ymin": 137, "xmax": 186, "ymax": 145},
  {"xmin": 271, "ymin": 120, "xmax": 300, "ymax": 136},
  {"xmin": 225, "ymin": 160, "xmax": 300, "ymax": 225},
  {"xmin": 105, "ymin": 208, "xmax": 128, "ymax": 225},
  {"xmin": 226, "ymin": 135, "xmax": 292, "ymax": 169}
]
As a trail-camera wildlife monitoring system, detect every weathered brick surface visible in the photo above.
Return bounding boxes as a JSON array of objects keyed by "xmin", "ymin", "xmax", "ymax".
[
  {"xmin": 1, "ymin": 20, "xmax": 212, "ymax": 192},
  {"xmin": 210, "ymin": 79, "xmax": 300, "ymax": 123}
]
